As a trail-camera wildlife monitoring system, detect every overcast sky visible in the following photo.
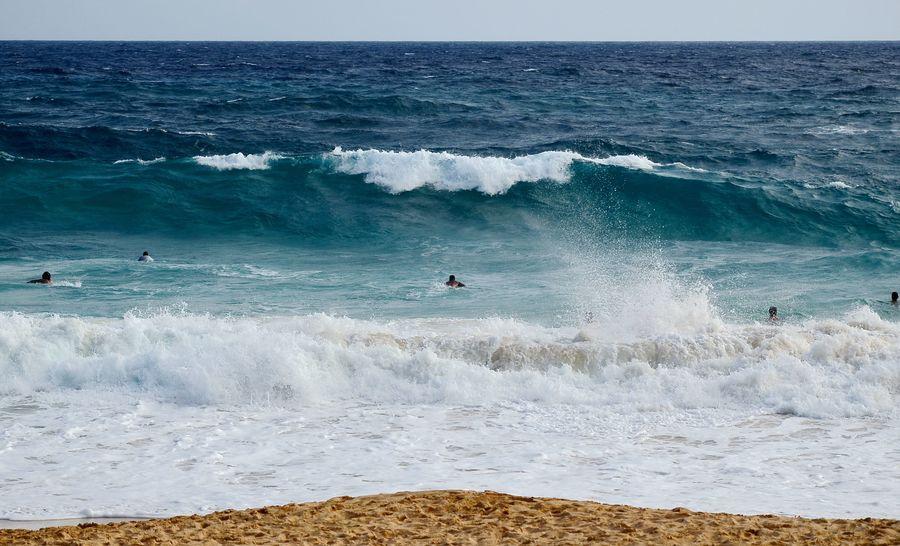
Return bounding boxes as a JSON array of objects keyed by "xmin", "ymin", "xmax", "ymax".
[{"xmin": 2, "ymin": 0, "xmax": 898, "ymax": 41}]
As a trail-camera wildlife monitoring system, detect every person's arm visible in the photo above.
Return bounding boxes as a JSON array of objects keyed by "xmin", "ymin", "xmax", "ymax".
[{"xmin": 458, "ymin": 282, "xmax": 466, "ymax": 287}]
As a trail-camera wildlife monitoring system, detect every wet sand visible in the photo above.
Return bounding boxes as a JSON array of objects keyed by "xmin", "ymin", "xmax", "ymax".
[{"xmin": 2, "ymin": 490, "xmax": 897, "ymax": 545}]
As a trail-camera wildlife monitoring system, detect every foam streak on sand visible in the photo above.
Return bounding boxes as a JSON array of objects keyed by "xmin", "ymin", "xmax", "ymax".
[{"xmin": 1, "ymin": 491, "xmax": 897, "ymax": 545}]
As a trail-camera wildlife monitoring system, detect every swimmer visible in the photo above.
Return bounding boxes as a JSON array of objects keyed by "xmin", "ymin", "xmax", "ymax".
[
  {"xmin": 445, "ymin": 274, "xmax": 465, "ymax": 288},
  {"xmin": 138, "ymin": 250, "xmax": 153, "ymax": 262},
  {"xmin": 27, "ymin": 271, "xmax": 52, "ymax": 284},
  {"xmin": 768, "ymin": 306, "xmax": 779, "ymax": 322},
  {"xmin": 892, "ymin": 292, "xmax": 898, "ymax": 305}
]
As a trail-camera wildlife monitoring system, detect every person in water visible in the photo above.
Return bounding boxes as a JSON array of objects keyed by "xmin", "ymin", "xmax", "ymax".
[
  {"xmin": 138, "ymin": 250, "xmax": 153, "ymax": 262},
  {"xmin": 445, "ymin": 274, "xmax": 465, "ymax": 288},
  {"xmin": 892, "ymin": 292, "xmax": 899, "ymax": 305},
  {"xmin": 768, "ymin": 306, "xmax": 779, "ymax": 322},
  {"xmin": 28, "ymin": 271, "xmax": 52, "ymax": 284}
]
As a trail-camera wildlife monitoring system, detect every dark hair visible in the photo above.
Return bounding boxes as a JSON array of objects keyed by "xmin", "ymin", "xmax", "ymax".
[
  {"xmin": 143, "ymin": 251, "xmax": 149, "ymax": 256},
  {"xmin": 448, "ymin": 275, "xmax": 455, "ymax": 281},
  {"xmin": 893, "ymin": 291, "xmax": 899, "ymax": 302},
  {"xmin": 42, "ymin": 271, "xmax": 51, "ymax": 280},
  {"xmin": 768, "ymin": 306, "xmax": 777, "ymax": 317}
]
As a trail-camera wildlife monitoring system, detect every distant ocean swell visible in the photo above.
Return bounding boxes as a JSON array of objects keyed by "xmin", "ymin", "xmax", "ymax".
[
  {"xmin": 0, "ymin": 307, "xmax": 896, "ymax": 418},
  {"xmin": 0, "ymin": 148, "xmax": 894, "ymax": 247}
]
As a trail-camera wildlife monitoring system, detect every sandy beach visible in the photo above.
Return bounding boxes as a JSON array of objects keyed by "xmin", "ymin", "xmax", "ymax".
[{"xmin": 2, "ymin": 490, "xmax": 897, "ymax": 545}]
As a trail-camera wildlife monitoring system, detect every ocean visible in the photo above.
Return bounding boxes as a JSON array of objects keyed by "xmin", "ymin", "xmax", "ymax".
[{"xmin": 0, "ymin": 41, "xmax": 898, "ymax": 520}]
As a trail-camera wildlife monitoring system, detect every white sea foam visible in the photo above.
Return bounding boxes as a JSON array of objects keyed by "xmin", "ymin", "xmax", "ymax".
[
  {"xmin": 670, "ymin": 161, "xmax": 708, "ymax": 172},
  {"xmin": 126, "ymin": 128, "xmax": 214, "ymax": 136},
  {"xmin": 592, "ymin": 154, "xmax": 661, "ymax": 171},
  {"xmin": 114, "ymin": 157, "xmax": 165, "ymax": 165},
  {"xmin": 0, "ymin": 307, "xmax": 897, "ymax": 520},
  {"xmin": 807, "ymin": 125, "xmax": 869, "ymax": 136},
  {"xmin": 803, "ymin": 180, "xmax": 856, "ymax": 190},
  {"xmin": 50, "ymin": 280, "xmax": 82, "ymax": 288},
  {"xmin": 1, "ymin": 389, "xmax": 896, "ymax": 520},
  {"xmin": 0, "ymin": 308, "xmax": 895, "ymax": 417},
  {"xmin": 193, "ymin": 151, "xmax": 283, "ymax": 171},
  {"xmin": 210, "ymin": 264, "xmax": 291, "ymax": 279},
  {"xmin": 327, "ymin": 148, "xmax": 669, "ymax": 194}
]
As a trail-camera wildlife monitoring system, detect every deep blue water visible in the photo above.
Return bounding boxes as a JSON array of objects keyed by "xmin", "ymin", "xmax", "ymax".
[{"xmin": 0, "ymin": 42, "xmax": 898, "ymax": 322}]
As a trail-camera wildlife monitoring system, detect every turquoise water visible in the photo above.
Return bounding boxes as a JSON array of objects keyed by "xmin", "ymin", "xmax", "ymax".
[{"xmin": 1, "ymin": 42, "xmax": 898, "ymax": 323}]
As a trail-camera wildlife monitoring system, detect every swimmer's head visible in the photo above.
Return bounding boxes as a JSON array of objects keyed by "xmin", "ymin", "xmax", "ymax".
[
  {"xmin": 143, "ymin": 251, "xmax": 150, "ymax": 256},
  {"xmin": 768, "ymin": 306, "xmax": 777, "ymax": 318},
  {"xmin": 448, "ymin": 275, "xmax": 456, "ymax": 282},
  {"xmin": 893, "ymin": 292, "xmax": 899, "ymax": 303},
  {"xmin": 42, "ymin": 271, "xmax": 51, "ymax": 281}
]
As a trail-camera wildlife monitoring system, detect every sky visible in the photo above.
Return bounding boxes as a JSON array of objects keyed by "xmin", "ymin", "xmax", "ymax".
[{"xmin": 1, "ymin": 0, "xmax": 898, "ymax": 41}]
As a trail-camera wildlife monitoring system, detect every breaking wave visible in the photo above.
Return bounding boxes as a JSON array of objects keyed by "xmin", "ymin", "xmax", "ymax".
[
  {"xmin": 0, "ymin": 147, "xmax": 894, "ymax": 247},
  {"xmin": 193, "ymin": 151, "xmax": 283, "ymax": 170},
  {"xmin": 326, "ymin": 147, "xmax": 673, "ymax": 194},
  {"xmin": 0, "ymin": 307, "xmax": 896, "ymax": 418}
]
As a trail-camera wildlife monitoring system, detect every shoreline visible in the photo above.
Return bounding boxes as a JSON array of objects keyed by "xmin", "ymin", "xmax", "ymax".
[
  {"xmin": 2, "ymin": 491, "xmax": 897, "ymax": 545},
  {"xmin": 0, "ymin": 517, "xmax": 152, "ymax": 531}
]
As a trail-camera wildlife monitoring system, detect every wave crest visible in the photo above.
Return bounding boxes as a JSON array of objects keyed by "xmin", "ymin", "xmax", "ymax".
[
  {"xmin": 193, "ymin": 151, "xmax": 283, "ymax": 171},
  {"xmin": 114, "ymin": 157, "xmax": 165, "ymax": 165},
  {"xmin": 327, "ymin": 148, "xmax": 664, "ymax": 194}
]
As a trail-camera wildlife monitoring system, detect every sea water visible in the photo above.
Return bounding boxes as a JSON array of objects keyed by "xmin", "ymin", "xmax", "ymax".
[{"xmin": 0, "ymin": 42, "xmax": 898, "ymax": 519}]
